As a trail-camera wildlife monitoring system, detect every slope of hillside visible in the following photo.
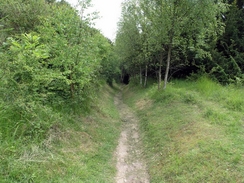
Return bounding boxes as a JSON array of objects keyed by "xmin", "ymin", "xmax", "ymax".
[
  {"xmin": 123, "ymin": 77, "xmax": 244, "ymax": 182},
  {"xmin": 1, "ymin": 84, "xmax": 121, "ymax": 183}
]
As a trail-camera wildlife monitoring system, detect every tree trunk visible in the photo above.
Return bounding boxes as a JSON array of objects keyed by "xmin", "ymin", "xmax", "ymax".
[
  {"xmin": 158, "ymin": 52, "xmax": 163, "ymax": 90},
  {"xmin": 121, "ymin": 72, "xmax": 124, "ymax": 83},
  {"xmin": 144, "ymin": 64, "xmax": 148, "ymax": 87},
  {"xmin": 140, "ymin": 65, "xmax": 143, "ymax": 86},
  {"xmin": 163, "ymin": 44, "xmax": 172, "ymax": 90}
]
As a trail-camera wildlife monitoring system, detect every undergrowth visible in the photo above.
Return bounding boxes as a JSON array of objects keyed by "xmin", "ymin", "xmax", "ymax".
[
  {"xmin": 123, "ymin": 76, "xmax": 244, "ymax": 183},
  {"xmin": 0, "ymin": 83, "xmax": 121, "ymax": 182}
]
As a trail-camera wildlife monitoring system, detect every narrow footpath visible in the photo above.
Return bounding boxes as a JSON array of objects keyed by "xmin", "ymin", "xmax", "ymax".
[{"xmin": 114, "ymin": 92, "xmax": 150, "ymax": 183}]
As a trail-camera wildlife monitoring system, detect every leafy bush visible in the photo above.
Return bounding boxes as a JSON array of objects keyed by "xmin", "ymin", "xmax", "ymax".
[{"xmin": 0, "ymin": 0, "xmax": 118, "ymax": 145}]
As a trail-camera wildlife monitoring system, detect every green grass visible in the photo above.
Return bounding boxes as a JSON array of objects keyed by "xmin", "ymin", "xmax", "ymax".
[
  {"xmin": 123, "ymin": 77, "xmax": 244, "ymax": 183},
  {"xmin": 0, "ymin": 84, "xmax": 121, "ymax": 183}
]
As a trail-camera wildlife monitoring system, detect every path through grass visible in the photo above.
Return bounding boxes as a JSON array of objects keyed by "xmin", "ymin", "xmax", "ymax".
[{"xmin": 114, "ymin": 91, "xmax": 149, "ymax": 183}]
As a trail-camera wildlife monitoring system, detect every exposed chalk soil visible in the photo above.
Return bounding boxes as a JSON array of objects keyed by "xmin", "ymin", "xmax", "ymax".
[{"xmin": 114, "ymin": 92, "xmax": 150, "ymax": 183}]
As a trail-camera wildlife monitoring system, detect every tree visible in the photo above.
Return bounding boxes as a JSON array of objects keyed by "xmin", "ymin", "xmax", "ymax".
[
  {"xmin": 116, "ymin": 0, "xmax": 151, "ymax": 86},
  {"xmin": 140, "ymin": 0, "xmax": 227, "ymax": 89},
  {"xmin": 212, "ymin": 0, "xmax": 244, "ymax": 83},
  {"xmin": 115, "ymin": 0, "xmax": 228, "ymax": 89},
  {"xmin": 0, "ymin": 0, "xmax": 49, "ymax": 35},
  {"xmin": 1, "ymin": 0, "xmax": 114, "ymax": 106},
  {"xmin": 0, "ymin": 0, "xmax": 117, "ymax": 141}
]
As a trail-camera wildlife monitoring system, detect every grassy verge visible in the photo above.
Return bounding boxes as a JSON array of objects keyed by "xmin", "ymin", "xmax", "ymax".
[
  {"xmin": 123, "ymin": 77, "xmax": 244, "ymax": 183},
  {"xmin": 0, "ymin": 84, "xmax": 121, "ymax": 183}
]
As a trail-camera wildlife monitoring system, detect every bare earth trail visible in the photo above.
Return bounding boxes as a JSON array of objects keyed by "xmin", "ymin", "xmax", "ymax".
[{"xmin": 114, "ymin": 92, "xmax": 150, "ymax": 183}]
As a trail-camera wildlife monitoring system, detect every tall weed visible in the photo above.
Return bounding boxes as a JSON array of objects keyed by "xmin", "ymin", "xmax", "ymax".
[
  {"xmin": 195, "ymin": 76, "xmax": 222, "ymax": 98},
  {"xmin": 225, "ymin": 86, "xmax": 244, "ymax": 111}
]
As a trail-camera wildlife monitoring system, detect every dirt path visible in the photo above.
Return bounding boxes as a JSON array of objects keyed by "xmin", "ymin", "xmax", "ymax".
[{"xmin": 114, "ymin": 92, "xmax": 150, "ymax": 183}]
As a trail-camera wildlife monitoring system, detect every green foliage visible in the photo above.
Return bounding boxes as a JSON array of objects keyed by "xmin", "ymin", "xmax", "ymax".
[
  {"xmin": 101, "ymin": 50, "xmax": 121, "ymax": 85},
  {"xmin": 210, "ymin": 1, "xmax": 244, "ymax": 84},
  {"xmin": 0, "ymin": 0, "xmax": 49, "ymax": 36},
  {"xmin": 115, "ymin": 0, "xmax": 229, "ymax": 88},
  {"xmin": 0, "ymin": 0, "xmax": 117, "ymax": 106},
  {"xmin": 4, "ymin": 33, "xmax": 50, "ymax": 101},
  {"xmin": 36, "ymin": 4, "xmax": 102, "ymax": 100}
]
